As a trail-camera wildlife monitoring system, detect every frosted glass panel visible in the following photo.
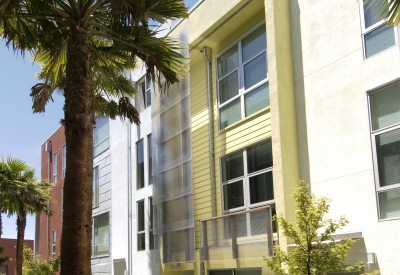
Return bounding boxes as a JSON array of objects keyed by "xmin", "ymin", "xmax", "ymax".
[
  {"xmin": 370, "ymin": 81, "xmax": 400, "ymax": 130},
  {"xmin": 244, "ymin": 53, "xmax": 267, "ymax": 89},
  {"xmin": 245, "ymin": 83, "xmax": 269, "ymax": 117},
  {"xmin": 218, "ymin": 46, "xmax": 238, "ymax": 77},
  {"xmin": 379, "ymin": 189, "xmax": 400, "ymax": 219},
  {"xmin": 219, "ymin": 71, "xmax": 239, "ymax": 104},
  {"xmin": 220, "ymin": 99, "xmax": 241, "ymax": 129},
  {"xmin": 376, "ymin": 128, "xmax": 400, "ymax": 187},
  {"xmin": 242, "ymin": 26, "xmax": 266, "ymax": 62},
  {"xmin": 364, "ymin": 25, "xmax": 395, "ymax": 58}
]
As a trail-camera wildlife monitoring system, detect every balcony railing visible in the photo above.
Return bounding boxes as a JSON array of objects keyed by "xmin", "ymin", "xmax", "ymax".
[{"xmin": 200, "ymin": 205, "xmax": 275, "ymax": 261}]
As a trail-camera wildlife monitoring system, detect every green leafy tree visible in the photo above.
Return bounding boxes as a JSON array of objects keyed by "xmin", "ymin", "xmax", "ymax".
[
  {"xmin": 22, "ymin": 246, "xmax": 60, "ymax": 275},
  {"xmin": 265, "ymin": 181, "xmax": 375, "ymax": 275},
  {"xmin": 0, "ymin": 157, "xmax": 53, "ymax": 275},
  {"xmin": 0, "ymin": 245, "xmax": 10, "ymax": 267},
  {"xmin": 1, "ymin": 1, "xmax": 188, "ymax": 274},
  {"xmin": 365, "ymin": 0, "xmax": 400, "ymax": 26}
]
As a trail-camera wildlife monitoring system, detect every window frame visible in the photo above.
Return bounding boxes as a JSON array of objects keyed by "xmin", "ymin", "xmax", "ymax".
[
  {"xmin": 136, "ymin": 76, "xmax": 151, "ymax": 110},
  {"xmin": 216, "ymin": 23, "xmax": 269, "ymax": 130},
  {"xmin": 53, "ymin": 152, "xmax": 57, "ymax": 183},
  {"xmin": 137, "ymin": 200, "xmax": 146, "ymax": 251},
  {"xmin": 52, "ymin": 230, "xmax": 56, "ymax": 256},
  {"xmin": 62, "ymin": 145, "xmax": 66, "ymax": 178},
  {"xmin": 358, "ymin": 0, "xmax": 398, "ymax": 59},
  {"xmin": 93, "ymin": 166, "xmax": 99, "ymax": 208},
  {"xmin": 92, "ymin": 213, "xmax": 110, "ymax": 258},
  {"xmin": 368, "ymin": 80, "xmax": 400, "ymax": 221},
  {"xmin": 137, "ymin": 139, "xmax": 145, "ymax": 189},
  {"xmin": 219, "ymin": 139, "xmax": 274, "ymax": 214}
]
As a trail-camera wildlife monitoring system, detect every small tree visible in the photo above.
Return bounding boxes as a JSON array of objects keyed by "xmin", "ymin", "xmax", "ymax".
[
  {"xmin": 22, "ymin": 246, "xmax": 60, "ymax": 275},
  {"xmin": 265, "ymin": 181, "xmax": 375, "ymax": 275},
  {"xmin": 0, "ymin": 245, "xmax": 10, "ymax": 266}
]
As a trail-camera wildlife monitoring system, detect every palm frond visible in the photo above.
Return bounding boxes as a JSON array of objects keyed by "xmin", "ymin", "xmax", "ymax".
[{"xmin": 365, "ymin": 0, "xmax": 400, "ymax": 26}]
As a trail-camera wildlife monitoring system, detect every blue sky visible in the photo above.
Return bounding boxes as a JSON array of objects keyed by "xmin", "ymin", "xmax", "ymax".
[{"xmin": 0, "ymin": 0, "xmax": 200, "ymax": 241}]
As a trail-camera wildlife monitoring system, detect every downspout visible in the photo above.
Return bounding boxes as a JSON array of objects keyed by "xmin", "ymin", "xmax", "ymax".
[
  {"xmin": 127, "ymin": 79, "xmax": 133, "ymax": 275},
  {"xmin": 203, "ymin": 46, "xmax": 216, "ymax": 218}
]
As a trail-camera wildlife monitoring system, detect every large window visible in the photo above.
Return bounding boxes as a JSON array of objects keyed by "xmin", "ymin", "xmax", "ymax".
[
  {"xmin": 221, "ymin": 139, "xmax": 273, "ymax": 213},
  {"xmin": 53, "ymin": 153, "xmax": 57, "ymax": 183},
  {"xmin": 369, "ymin": 80, "xmax": 400, "ymax": 220},
  {"xmin": 93, "ymin": 166, "xmax": 99, "ymax": 208},
  {"xmin": 94, "ymin": 117, "xmax": 109, "ymax": 157},
  {"xmin": 359, "ymin": 1, "xmax": 397, "ymax": 58},
  {"xmin": 137, "ymin": 200, "xmax": 145, "ymax": 251},
  {"xmin": 136, "ymin": 77, "xmax": 151, "ymax": 112},
  {"xmin": 137, "ymin": 139, "xmax": 145, "ymax": 189},
  {"xmin": 217, "ymin": 24, "xmax": 269, "ymax": 129},
  {"xmin": 92, "ymin": 213, "xmax": 110, "ymax": 257},
  {"xmin": 62, "ymin": 145, "xmax": 66, "ymax": 178}
]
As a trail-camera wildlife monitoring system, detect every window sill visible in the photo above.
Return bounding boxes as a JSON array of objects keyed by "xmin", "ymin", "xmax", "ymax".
[{"xmin": 218, "ymin": 106, "xmax": 270, "ymax": 134}]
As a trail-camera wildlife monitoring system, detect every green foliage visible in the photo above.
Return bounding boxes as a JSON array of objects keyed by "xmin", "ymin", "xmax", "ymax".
[
  {"xmin": 365, "ymin": 0, "xmax": 400, "ymax": 26},
  {"xmin": 265, "ymin": 181, "xmax": 372, "ymax": 275},
  {"xmin": 22, "ymin": 246, "xmax": 60, "ymax": 275},
  {"xmin": 0, "ymin": 245, "xmax": 10, "ymax": 266}
]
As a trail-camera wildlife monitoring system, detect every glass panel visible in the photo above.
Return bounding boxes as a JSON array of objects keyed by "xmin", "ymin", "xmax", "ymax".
[
  {"xmin": 220, "ymin": 99, "xmax": 241, "ymax": 129},
  {"xmin": 221, "ymin": 151, "xmax": 244, "ymax": 182},
  {"xmin": 364, "ymin": 25, "xmax": 395, "ymax": 58},
  {"xmin": 242, "ymin": 25, "xmax": 266, "ymax": 62},
  {"xmin": 223, "ymin": 180, "xmax": 244, "ymax": 210},
  {"xmin": 146, "ymin": 89, "xmax": 151, "ymax": 107},
  {"xmin": 223, "ymin": 213, "xmax": 247, "ymax": 238},
  {"xmin": 62, "ymin": 145, "xmax": 66, "ymax": 178},
  {"xmin": 245, "ymin": 83, "xmax": 270, "ymax": 117},
  {"xmin": 364, "ymin": 2, "xmax": 388, "ymax": 28},
  {"xmin": 379, "ymin": 189, "xmax": 400, "ymax": 219},
  {"xmin": 149, "ymin": 197, "xmax": 154, "ymax": 249},
  {"xmin": 250, "ymin": 211, "xmax": 268, "ymax": 235},
  {"xmin": 244, "ymin": 53, "xmax": 267, "ymax": 89},
  {"xmin": 249, "ymin": 171, "xmax": 274, "ymax": 204},
  {"xmin": 94, "ymin": 138, "xmax": 109, "ymax": 156},
  {"xmin": 236, "ymin": 269, "xmax": 262, "ymax": 275},
  {"xmin": 137, "ymin": 140, "xmax": 145, "ymax": 189},
  {"xmin": 138, "ymin": 201, "xmax": 145, "ymax": 231},
  {"xmin": 370, "ymin": 81, "xmax": 400, "ymax": 130},
  {"xmin": 148, "ymin": 134, "xmax": 153, "ymax": 185},
  {"xmin": 247, "ymin": 140, "xmax": 273, "ymax": 173},
  {"xmin": 93, "ymin": 167, "xmax": 99, "ymax": 207},
  {"xmin": 138, "ymin": 233, "xmax": 146, "ymax": 251},
  {"xmin": 93, "ymin": 214, "xmax": 109, "ymax": 257},
  {"xmin": 376, "ymin": 128, "xmax": 400, "ymax": 187},
  {"xmin": 209, "ymin": 271, "xmax": 233, "ymax": 275},
  {"xmin": 217, "ymin": 46, "xmax": 238, "ymax": 77},
  {"xmin": 94, "ymin": 117, "xmax": 109, "ymax": 145},
  {"xmin": 149, "ymin": 230, "xmax": 154, "ymax": 250},
  {"xmin": 219, "ymin": 71, "xmax": 239, "ymax": 104}
]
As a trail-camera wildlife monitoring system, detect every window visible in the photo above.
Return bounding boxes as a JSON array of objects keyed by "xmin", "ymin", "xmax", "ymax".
[
  {"xmin": 209, "ymin": 269, "xmax": 261, "ymax": 275},
  {"xmin": 94, "ymin": 117, "xmax": 109, "ymax": 157},
  {"xmin": 149, "ymin": 197, "xmax": 154, "ymax": 249},
  {"xmin": 61, "ymin": 187, "xmax": 64, "ymax": 219},
  {"xmin": 136, "ymin": 77, "xmax": 151, "ymax": 112},
  {"xmin": 217, "ymin": 25, "xmax": 269, "ymax": 129},
  {"xmin": 137, "ymin": 139, "xmax": 145, "ymax": 189},
  {"xmin": 62, "ymin": 145, "xmax": 66, "ymax": 178},
  {"xmin": 93, "ymin": 166, "xmax": 99, "ymax": 208},
  {"xmin": 92, "ymin": 213, "xmax": 110, "ymax": 257},
  {"xmin": 0, "ymin": 265, "xmax": 8, "ymax": 275},
  {"xmin": 369, "ymin": 80, "xmax": 400, "ymax": 220},
  {"xmin": 53, "ymin": 153, "xmax": 57, "ymax": 183},
  {"xmin": 148, "ymin": 134, "xmax": 153, "ymax": 185},
  {"xmin": 221, "ymin": 139, "xmax": 273, "ymax": 213},
  {"xmin": 52, "ymin": 230, "xmax": 56, "ymax": 256},
  {"xmin": 359, "ymin": 1, "xmax": 397, "ymax": 58},
  {"xmin": 137, "ymin": 200, "xmax": 145, "ymax": 251}
]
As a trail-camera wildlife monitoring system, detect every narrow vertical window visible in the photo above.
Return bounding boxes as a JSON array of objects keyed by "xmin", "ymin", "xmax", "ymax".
[
  {"xmin": 149, "ymin": 197, "xmax": 154, "ymax": 249},
  {"xmin": 92, "ymin": 213, "xmax": 110, "ymax": 257},
  {"xmin": 53, "ymin": 153, "xmax": 57, "ymax": 183},
  {"xmin": 62, "ymin": 145, "xmax": 66, "ymax": 178},
  {"xmin": 52, "ymin": 230, "xmax": 56, "ymax": 257},
  {"xmin": 94, "ymin": 117, "xmax": 109, "ymax": 157},
  {"xmin": 61, "ymin": 187, "xmax": 64, "ymax": 219},
  {"xmin": 148, "ymin": 134, "xmax": 152, "ymax": 185},
  {"xmin": 93, "ymin": 166, "xmax": 99, "ymax": 208},
  {"xmin": 137, "ymin": 200, "xmax": 145, "ymax": 251},
  {"xmin": 137, "ymin": 139, "xmax": 145, "ymax": 189}
]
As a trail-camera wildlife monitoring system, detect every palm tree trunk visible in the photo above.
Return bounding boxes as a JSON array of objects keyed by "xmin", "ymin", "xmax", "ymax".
[
  {"xmin": 15, "ymin": 209, "xmax": 26, "ymax": 275},
  {"xmin": 60, "ymin": 26, "xmax": 94, "ymax": 275}
]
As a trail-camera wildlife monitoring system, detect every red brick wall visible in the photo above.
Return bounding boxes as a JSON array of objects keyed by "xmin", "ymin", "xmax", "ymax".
[
  {"xmin": 37, "ymin": 126, "xmax": 65, "ymax": 261},
  {"xmin": 0, "ymin": 238, "xmax": 34, "ymax": 275}
]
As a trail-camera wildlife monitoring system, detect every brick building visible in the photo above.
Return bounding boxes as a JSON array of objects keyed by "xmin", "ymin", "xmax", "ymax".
[{"xmin": 0, "ymin": 238, "xmax": 34, "ymax": 275}]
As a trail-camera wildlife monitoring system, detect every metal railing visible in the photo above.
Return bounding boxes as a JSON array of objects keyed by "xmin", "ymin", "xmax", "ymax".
[{"xmin": 200, "ymin": 205, "xmax": 275, "ymax": 261}]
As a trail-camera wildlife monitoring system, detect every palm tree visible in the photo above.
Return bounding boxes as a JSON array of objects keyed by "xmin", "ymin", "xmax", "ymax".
[
  {"xmin": 0, "ymin": 157, "xmax": 53, "ymax": 275},
  {"xmin": 1, "ymin": 1, "xmax": 188, "ymax": 274},
  {"xmin": 365, "ymin": 0, "xmax": 400, "ymax": 26}
]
